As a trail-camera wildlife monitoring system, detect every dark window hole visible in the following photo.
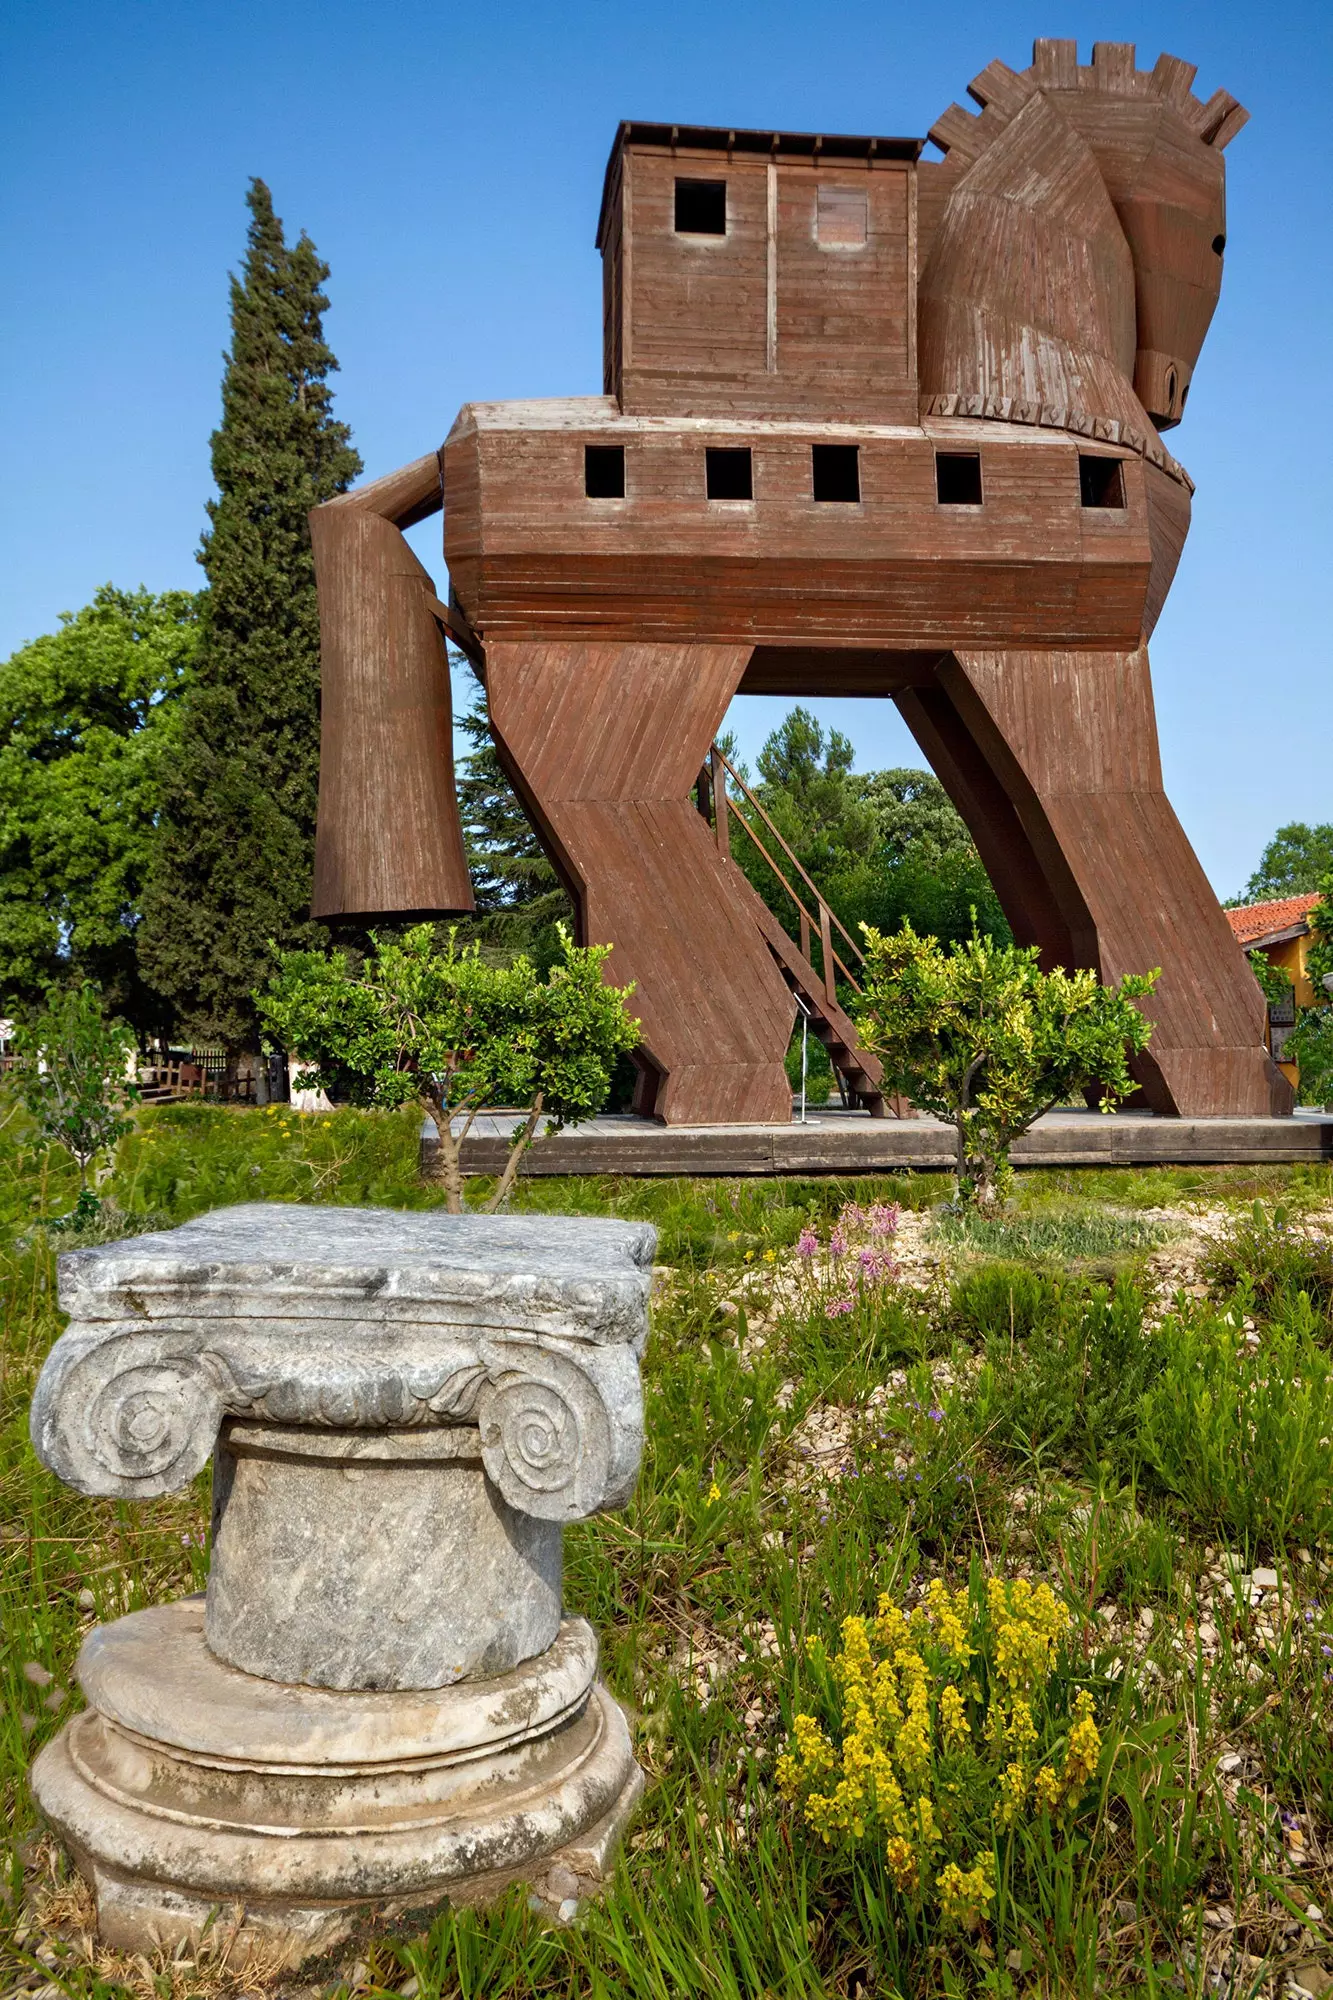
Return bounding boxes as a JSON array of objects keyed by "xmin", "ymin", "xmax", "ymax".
[
  {"xmin": 706, "ymin": 446, "xmax": 752, "ymax": 501},
  {"xmin": 936, "ymin": 452, "xmax": 982, "ymax": 505},
  {"xmin": 812, "ymin": 444, "xmax": 860, "ymax": 503},
  {"xmin": 675, "ymin": 179, "xmax": 727, "ymax": 235},
  {"xmin": 584, "ymin": 444, "xmax": 625, "ymax": 499},
  {"xmin": 1079, "ymin": 455, "xmax": 1126, "ymax": 509},
  {"xmin": 1212, "ymin": 233, "xmax": 1226, "ymax": 255}
]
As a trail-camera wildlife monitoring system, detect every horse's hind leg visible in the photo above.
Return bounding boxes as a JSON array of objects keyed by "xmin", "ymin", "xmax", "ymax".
[
  {"xmin": 905, "ymin": 645, "xmax": 1288, "ymax": 1118},
  {"xmin": 484, "ymin": 638, "xmax": 796, "ymax": 1125}
]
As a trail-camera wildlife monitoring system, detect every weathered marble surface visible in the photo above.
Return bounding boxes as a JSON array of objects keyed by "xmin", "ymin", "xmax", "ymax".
[
  {"xmin": 207, "ymin": 1421, "xmax": 563, "ymax": 1688},
  {"xmin": 29, "ymin": 1204, "xmax": 653, "ymax": 1962},
  {"xmin": 33, "ymin": 1599, "xmax": 642, "ymax": 1968},
  {"xmin": 31, "ymin": 1205, "xmax": 652, "ymax": 1518}
]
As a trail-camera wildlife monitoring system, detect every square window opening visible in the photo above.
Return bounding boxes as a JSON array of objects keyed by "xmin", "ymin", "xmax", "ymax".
[
  {"xmin": 674, "ymin": 178, "xmax": 727, "ymax": 235},
  {"xmin": 936, "ymin": 452, "xmax": 982, "ymax": 506},
  {"xmin": 1079, "ymin": 455, "xmax": 1126, "ymax": 509},
  {"xmin": 816, "ymin": 185, "xmax": 868, "ymax": 250},
  {"xmin": 585, "ymin": 444, "xmax": 625, "ymax": 499},
  {"xmin": 812, "ymin": 443, "xmax": 860, "ymax": 503},
  {"xmin": 706, "ymin": 446, "xmax": 753, "ymax": 501}
]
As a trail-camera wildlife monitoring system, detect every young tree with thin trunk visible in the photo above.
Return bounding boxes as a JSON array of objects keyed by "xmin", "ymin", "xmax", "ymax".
[
  {"xmin": 139, "ymin": 180, "xmax": 361, "ymax": 1056},
  {"xmin": 258, "ymin": 926, "xmax": 639, "ymax": 1212},
  {"xmin": 857, "ymin": 923, "xmax": 1157, "ymax": 1210}
]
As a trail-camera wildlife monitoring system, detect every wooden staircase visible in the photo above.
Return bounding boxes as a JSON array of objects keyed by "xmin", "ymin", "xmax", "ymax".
[{"xmin": 699, "ymin": 746, "xmax": 914, "ymax": 1120}]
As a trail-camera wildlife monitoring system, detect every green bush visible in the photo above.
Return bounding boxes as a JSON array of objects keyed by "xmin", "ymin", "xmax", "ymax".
[
  {"xmin": 1138, "ymin": 1303, "xmax": 1333, "ymax": 1548},
  {"xmin": 971, "ymin": 1277, "xmax": 1165, "ymax": 1476},
  {"xmin": 1199, "ymin": 1201, "xmax": 1333, "ymax": 1327}
]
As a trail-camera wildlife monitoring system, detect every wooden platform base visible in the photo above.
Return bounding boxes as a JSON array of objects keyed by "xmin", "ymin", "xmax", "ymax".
[{"xmin": 426, "ymin": 1108, "xmax": 1333, "ymax": 1181}]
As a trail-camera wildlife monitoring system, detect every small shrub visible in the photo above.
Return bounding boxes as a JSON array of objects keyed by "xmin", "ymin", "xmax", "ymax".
[
  {"xmin": 1199, "ymin": 1201, "xmax": 1333, "ymax": 1327},
  {"xmin": 936, "ymin": 1206, "xmax": 1173, "ymax": 1269},
  {"xmin": 1137, "ymin": 1302, "xmax": 1333, "ymax": 1548},
  {"xmin": 971, "ymin": 1276, "xmax": 1165, "ymax": 1476},
  {"xmin": 779, "ymin": 1574, "xmax": 1105, "ymax": 1934},
  {"xmin": 951, "ymin": 1262, "xmax": 1064, "ymax": 1345}
]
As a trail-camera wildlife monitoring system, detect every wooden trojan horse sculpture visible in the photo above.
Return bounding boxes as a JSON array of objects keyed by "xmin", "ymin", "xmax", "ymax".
[{"xmin": 310, "ymin": 40, "xmax": 1291, "ymax": 1126}]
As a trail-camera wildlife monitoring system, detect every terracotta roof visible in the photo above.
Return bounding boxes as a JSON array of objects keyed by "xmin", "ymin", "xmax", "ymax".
[{"xmin": 1226, "ymin": 893, "xmax": 1323, "ymax": 948}]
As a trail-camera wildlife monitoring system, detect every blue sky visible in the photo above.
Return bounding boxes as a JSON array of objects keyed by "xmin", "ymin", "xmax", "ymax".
[{"xmin": 2, "ymin": 0, "xmax": 1328, "ymax": 899}]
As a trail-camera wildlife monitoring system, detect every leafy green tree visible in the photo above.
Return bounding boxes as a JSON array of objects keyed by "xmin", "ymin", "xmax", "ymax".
[
  {"xmin": 454, "ymin": 682, "xmax": 570, "ymax": 956},
  {"xmin": 10, "ymin": 984, "xmax": 138, "ymax": 1195},
  {"xmin": 258, "ymin": 924, "xmax": 639, "ymax": 1213},
  {"xmin": 1289, "ymin": 1007, "xmax": 1333, "ymax": 1108},
  {"xmin": 728, "ymin": 709, "xmax": 1009, "ymax": 982},
  {"xmin": 860, "ymin": 768, "xmax": 974, "ymax": 865},
  {"xmin": 1306, "ymin": 877, "xmax": 1333, "ymax": 995},
  {"xmin": 856, "ymin": 923, "xmax": 1157, "ymax": 1209},
  {"xmin": 138, "ymin": 179, "xmax": 362, "ymax": 1053},
  {"xmin": 1240, "ymin": 824, "xmax": 1333, "ymax": 903},
  {"xmin": 0, "ymin": 587, "xmax": 197, "ymax": 1033}
]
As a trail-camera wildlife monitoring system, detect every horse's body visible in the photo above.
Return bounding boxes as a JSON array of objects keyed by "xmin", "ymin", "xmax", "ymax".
[{"xmin": 310, "ymin": 42, "xmax": 1290, "ymax": 1123}]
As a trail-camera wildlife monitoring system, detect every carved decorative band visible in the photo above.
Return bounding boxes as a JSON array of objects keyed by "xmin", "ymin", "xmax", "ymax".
[
  {"xmin": 922, "ymin": 393, "xmax": 1193, "ymax": 492},
  {"xmin": 30, "ymin": 1321, "xmax": 643, "ymax": 1522}
]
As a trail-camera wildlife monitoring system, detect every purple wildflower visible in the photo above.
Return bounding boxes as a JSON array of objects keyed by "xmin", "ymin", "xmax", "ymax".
[
  {"xmin": 829, "ymin": 1228, "xmax": 848, "ymax": 1259},
  {"xmin": 797, "ymin": 1228, "xmax": 818, "ymax": 1259},
  {"xmin": 869, "ymin": 1203, "xmax": 901, "ymax": 1238},
  {"xmin": 827, "ymin": 1295, "xmax": 855, "ymax": 1318}
]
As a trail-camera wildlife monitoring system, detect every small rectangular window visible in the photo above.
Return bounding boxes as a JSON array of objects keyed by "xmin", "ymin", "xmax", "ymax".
[
  {"xmin": 705, "ymin": 446, "xmax": 752, "ymax": 500},
  {"xmin": 674, "ymin": 178, "xmax": 726, "ymax": 235},
  {"xmin": 816, "ymin": 185, "xmax": 868, "ymax": 250},
  {"xmin": 936, "ymin": 452, "xmax": 982, "ymax": 505},
  {"xmin": 1079, "ymin": 454, "xmax": 1126, "ymax": 509},
  {"xmin": 584, "ymin": 444, "xmax": 625, "ymax": 499},
  {"xmin": 812, "ymin": 444, "xmax": 860, "ymax": 503}
]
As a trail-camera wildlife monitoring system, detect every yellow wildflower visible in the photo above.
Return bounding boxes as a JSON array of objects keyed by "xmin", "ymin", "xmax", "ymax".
[
  {"xmin": 1033, "ymin": 1764, "xmax": 1061, "ymax": 1812},
  {"xmin": 706, "ymin": 1480, "xmax": 721, "ymax": 1504},
  {"xmin": 937, "ymin": 1855, "xmax": 996, "ymax": 1930},
  {"xmin": 1061, "ymin": 1689, "xmax": 1101, "ymax": 1795},
  {"xmin": 997, "ymin": 1759, "xmax": 1028, "ymax": 1826},
  {"xmin": 884, "ymin": 1834, "xmax": 916, "ymax": 1892},
  {"xmin": 939, "ymin": 1683, "xmax": 969, "ymax": 1748}
]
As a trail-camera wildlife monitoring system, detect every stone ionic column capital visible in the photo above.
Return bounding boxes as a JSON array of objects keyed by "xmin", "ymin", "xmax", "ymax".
[
  {"xmin": 30, "ymin": 1204, "xmax": 653, "ymax": 1523},
  {"xmin": 31, "ymin": 1319, "xmax": 642, "ymax": 1522}
]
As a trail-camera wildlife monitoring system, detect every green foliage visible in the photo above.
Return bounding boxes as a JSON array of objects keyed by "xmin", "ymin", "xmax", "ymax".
[
  {"xmin": 5, "ymin": 1125, "xmax": 1333, "ymax": 1995},
  {"xmin": 857, "ymin": 923, "xmax": 1158, "ymax": 1208},
  {"xmin": 1198, "ymin": 1201, "xmax": 1333, "ymax": 1324},
  {"xmin": 137, "ymin": 180, "xmax": 362, "ymax": 1050},
  {"xmin": 1248, "ymin": 948, "xmax": 1295, "ymax": 1009},
  {"xmin": 972, "ymin": 1277, "xmax": 1168, "ymax": 1474},
  {"xmin": 728, "ymin": 710, "xmax": 1010, "ymax": 961},
  {"xmin": 257, "ymin": 923, "xmax": 640, "ymax": 1209},
  {"xmin": 1240, "ymin": 821, "xmax": 1333, "ymax": 901},
  {"xmin": 0, "ymin": 586, "xmax": 198, "ymax": 1033},
  {"xmin": 1305, "ymin": 872, "xmax": 1333, "ymax": 994},
  {"xmin": 1289, "ymin": 1004, "xmax": 1333, "ymax": 1107},
  {"xmin": 860, "ymin": 766, "xmax": 974, "ymax": 865},
  {"xmin": 8, "ymin": 984, "xmax": 137, "ymax": 1192},
  {"xmin": 1138, "ymin": 1304, "xmax": 1333, "ymax": 1549}
]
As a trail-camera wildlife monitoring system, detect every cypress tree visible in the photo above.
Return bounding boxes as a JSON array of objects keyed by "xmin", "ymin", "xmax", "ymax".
[{"xmin": 139, "ymin": 179, "xmax": 361, "ymax": 1052}]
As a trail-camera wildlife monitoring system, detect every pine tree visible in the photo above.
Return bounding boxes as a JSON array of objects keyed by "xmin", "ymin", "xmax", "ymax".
[{"xmin": 138, "ymin": 180, "xmax": 362, "ymax": 1050}]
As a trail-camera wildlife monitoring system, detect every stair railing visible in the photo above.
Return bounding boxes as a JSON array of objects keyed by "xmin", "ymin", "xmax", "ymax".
[{"xmin": 702, "ymin": 744, "xmax": 866, "ymax": 1003}]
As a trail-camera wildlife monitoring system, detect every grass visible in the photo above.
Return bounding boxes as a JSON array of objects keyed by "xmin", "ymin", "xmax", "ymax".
[{"xmin": 1, "ymin": 1106, "xmax": 1332, "ymax": 1997}]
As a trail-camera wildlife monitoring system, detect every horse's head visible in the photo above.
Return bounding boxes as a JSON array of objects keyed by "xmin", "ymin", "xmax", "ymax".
[
  {"xmin": 920, "ymin": 42, "xmax": 1247, "ymax": 437},
  {"xmin": 1033, "ymin": 42, "xmax": 1246, "ymax": 430}
]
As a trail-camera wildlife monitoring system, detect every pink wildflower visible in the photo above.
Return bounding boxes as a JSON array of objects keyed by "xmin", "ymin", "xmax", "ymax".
[
  {"xmin": 826, "ymin": 1295, "xmax": 855, "ymax": 1318},
  {"xmin": 839, "ymin": 1202, "xmax": 867, "ymax": 1231},
  {"xmin": 797, "ymin": 1228, "xmax": 819, "ymax": 1259},
  {"xmin": 869, "ymin": 1203, "xmax": 901, "ymax": 1238},
  {"xmin": 829, "ymin": 1228, "xmax": 848, "ymax": 1259}
]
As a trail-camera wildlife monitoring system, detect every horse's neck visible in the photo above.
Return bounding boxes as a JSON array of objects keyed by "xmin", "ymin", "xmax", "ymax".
[{"xmin": 917, "ymin": 89, "xmax": 1148, "ymax": 438}]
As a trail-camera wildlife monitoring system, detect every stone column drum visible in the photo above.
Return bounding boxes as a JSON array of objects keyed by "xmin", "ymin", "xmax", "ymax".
[{"xmin": 28, "ymin": 1204, "xmax": 653, "ymax": 1966}]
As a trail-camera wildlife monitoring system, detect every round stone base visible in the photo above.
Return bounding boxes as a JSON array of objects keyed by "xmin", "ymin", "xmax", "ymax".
[{"xmin": 32, "ymin": 1598, "xmax": 643, "ymax": 1969}]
